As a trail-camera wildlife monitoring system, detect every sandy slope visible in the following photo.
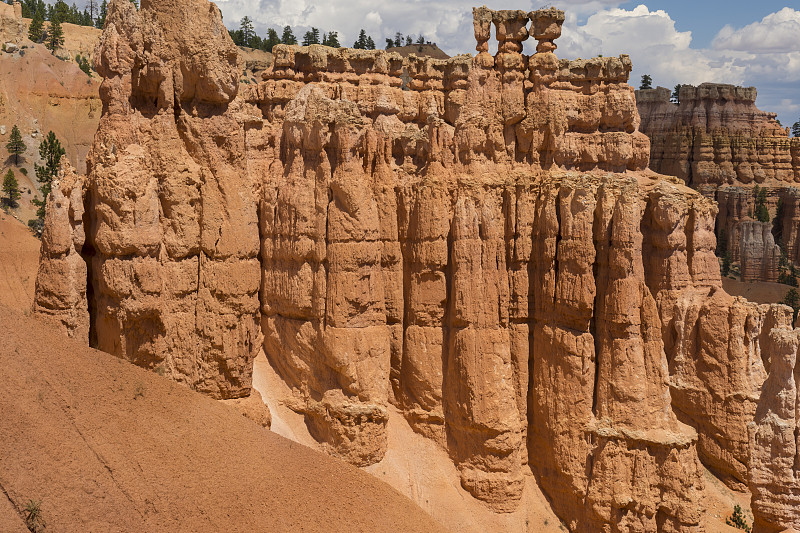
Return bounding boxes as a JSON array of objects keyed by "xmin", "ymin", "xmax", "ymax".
[
  {"xmin": 0, "ymin": 212, "xmax": 39, "ymax": 310},
  {"xmin": 722, "ymin": 277, "xmax": 792, "ymax": 305},
  {"xmin": 0, "ymin": 39, "xmax": 101, "ymax": 222},
  {"xmin": 0, "ymin": 306, "xmax": 448, "ymax": 532}
]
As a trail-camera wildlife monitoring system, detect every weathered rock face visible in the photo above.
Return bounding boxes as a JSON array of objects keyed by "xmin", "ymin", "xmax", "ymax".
[
  {"xmin": 777, "ymin": 188, "xmax": 800, "ymax": 266},
  {"xmin": 739, "ymin": 221, "xmax": 781, "ymax": 283},
  {"xmin": 637, "ymin": 85, "xmax": 799, "ymax": 284},
  {"xmin": 85, "ymin": 0, "xmax": 260, "ymax": 399},
  {"xmin": 33, "ymin": 0, "xmax": 800, "ymax": 530},
  {"xmin": 715, "ymin": 186, "xmax": 779, "ymax": 263},
  {"xmin": 0, "ymin": 1, "xmax": 24, "ymax": 44},
  {"xmin": 749, "ymin": 326, "xmax": 800, "ymax": 533},
  {"xmin": 33, "ymin": 158, "xmax": 89, "ymax": 339},
  {"xmin": 637, "ymin": 84, "xmax": 799, "ymax": 187}
]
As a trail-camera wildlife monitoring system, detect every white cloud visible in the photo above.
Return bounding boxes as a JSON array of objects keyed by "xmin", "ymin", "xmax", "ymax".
[
  {"xmin": 215, "ymin": 0, "xmax": 629, "ymax": 53},
  {"xmin": 559, "ymin": 5, "xmax": 745, "ymax": 87},
  {"xmin": 557, "ymin": 4, "xmax": 799, "ymax": 125},
  {"xmin": 713, "ymin": 7, "xmax": 800, "ymax": 53}
]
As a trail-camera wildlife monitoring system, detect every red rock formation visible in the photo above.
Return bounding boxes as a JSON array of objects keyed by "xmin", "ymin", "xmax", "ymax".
[
  {"xmin": 777, "ymin": 188, "xmax": 800, "ymax": 266},
  {"xmin": 637, "ymin": 84, "xmax": 799, "ymax": 187},
  {"xmin": 33, "ymin": 158, "xmax": 89, "ymax": 338},
  {"xmin": 637, "ymin": 85, "xmax": 800, "ymax": 285},
  {"xmin": 33, "ymin": 0, "xmax": 800, "ymax": 530},
  {"xmin": 749, "ymin": 326, "xmax": 800, "ymax": 533},
  {"xmin": 86, "ymin": 0, "xmax": 260, "ymax": 399}
]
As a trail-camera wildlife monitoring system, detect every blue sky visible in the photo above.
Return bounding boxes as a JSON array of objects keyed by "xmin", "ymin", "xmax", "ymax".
[{"xmin": 209, "ymin": 0, "xmax": 800, "ymax": 127}]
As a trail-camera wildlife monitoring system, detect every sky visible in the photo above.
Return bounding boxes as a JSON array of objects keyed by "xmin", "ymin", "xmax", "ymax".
[{"xmin": 207, "ymin": 0, "xmax": 799, "ymax": 127}]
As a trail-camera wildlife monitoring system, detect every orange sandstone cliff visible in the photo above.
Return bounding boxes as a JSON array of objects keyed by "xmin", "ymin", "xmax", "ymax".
[{"xmin": 33, "ymin": 0, "xmax": 800, "ymax": 530}]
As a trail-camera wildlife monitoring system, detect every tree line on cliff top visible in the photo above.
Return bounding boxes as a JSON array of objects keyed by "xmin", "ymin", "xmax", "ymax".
[{"xmin": 228, "ymin": 15, "xmax": 429, "ymax": 53}]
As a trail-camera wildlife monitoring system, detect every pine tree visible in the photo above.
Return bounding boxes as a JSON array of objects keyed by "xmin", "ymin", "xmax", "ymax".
[
  {"xmin": 95, "ymin": 0, "xmax": 107, "ymax": 29},
  {"xmin": 240, "ymin": 16, "xmax": 254, "ymax": 46},
  {"xmin": 725, "ymin": 504, "xmax": 751, "ymax": 532},
  {"xmin": 385, "ymin": 38, "xmax": 394, "ymax": 49},
  {"xmin": 302, "ymin": 27, "xmax": 320, "ymax": 46},
  {"xmin": 393, "ymin": 32, "xmax": 402, "ymax": 47},
  {"xmin": 353, "ymin": 29, "xmax": 367, "ymax": 49},
  {"xmin": 792, "ymin": 120, "xmax": 800, "ymax": 138},
  {"xmin": 2, "ymin": 169, "xmax": 20, "ymax": 208},
  {"xmin": 405, "ymin": 35, "xmax": 412, "ymax": 46},
  {"xmin": 365, "ymin": 36, "xmax": 375, "ymax": 50},
  {"xmin": 6, "ymin": 125, "xmax": 26, "ymax": 166},
  {"xmin": 671, "ymin": 84, "xmax": 682, "ymax": 104},
  {"xmin": 28, "ymin": 10, "xmax": 44, "ymax": 42},
  {"xmin": 721, "ymin": 250, "xmax": 732, "ymax": 277},
  {"xmin": 76, "ymin": 54, "xmax": 92, "ymax": 76},
  {"xmin": 754, "ymin": 185, "xmax": 770, "ymax": 223},
  {"xmin": 46, "ymin": 18, "xmax": 64, "ymax": 52},
  {"xmin": 51, "ymin": 0, "xmax": 69, "ymax": 23},
  {"xmin": 716, "ymin": 229, "xmax": 727, "ymax": 257},
  {"xmin": 262, "ymin": 28, "xmax": 280, "ymax": 51},
  {"xmin": 416, "ymin": 35, "xmax": 425, "ymax": 44},
  {"xmin": 33, "ymin": 131, "xmax": 65, "ymax": 221},
  {"xmin": 281, "ymin": 25, "xmax": 297, "ymax": 45},
  {"xmin": 640, "ymin": 74, "xmax": 652, "ymax": 90},
  {"xmin": 87, "ymin": 0, "xmax": 97, "ymax": 22},
  {"xmin": 322, "ymin": 31, "xmax": 340, "ymax": 48}
]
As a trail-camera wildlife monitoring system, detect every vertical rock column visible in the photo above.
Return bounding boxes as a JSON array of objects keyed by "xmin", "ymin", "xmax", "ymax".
[
  {"xmin": 528, "ymin": 178, "xmax": 598, "ymax": 528},
  {"xmin": 261, "ymin": 85, "xmax": 390, "ymax": 466},
  {"xmin": 740, "ymin": 220, "xmax": 780, "ymax": 283},
  {"xmin": 529, "ymin": 7, "xmax": 564, "ymax": 54},
  {"xmin": 492, "ymin": 10, "xmax": 528, "ymax": 161},
  {"xmin": 529, "ymin": 176, "xmax": 704, "ymax": 532},
  {"xmin": 397, "ymin": 185, "xmax": 451, "ymax": 445},
  {"xmin": 750, "ymin": 327, "xmax": 800, "ymax": 532},
  {"xmin": 643, "ymin": 182, "xmax": 779, "ymax": 490},
  {"xmin": 87, "ymin": 0, "xmax": 260, "ymax": 399},
  {"xmin": 589, "ymin": 180, "xmax": 703, "ymax": 532},
  {"xmin": 444, "ymin": 189, "xmax": 523, "ymax": 511},
  {"xmin": 33, "ymin": 158, "xmax": 89, "ymax": 340}
]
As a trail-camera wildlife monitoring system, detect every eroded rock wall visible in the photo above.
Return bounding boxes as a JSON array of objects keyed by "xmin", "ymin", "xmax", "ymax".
[
  {"xmin": 739, "ymin": 221, "xmax": 780, "ymax": 283},
  {"xmin": 84, "ymin": 0, "xmax": 260, "ymax": 399},
  {"xmin": 637, "ymin": 84, "xmax": 799, "ymax": 187},
  {"xmin": 750, "ymin": 326, "xmax": 800, "ymax": 533},
  {"xmin": 32, "ymin": 0, "xmax": 800, "ymax": 530},
  {"xmin": 33, "ymin": 158, "xmax": 89, "ymax": 338}
]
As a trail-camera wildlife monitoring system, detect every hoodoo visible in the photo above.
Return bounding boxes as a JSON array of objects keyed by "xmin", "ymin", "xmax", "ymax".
[{"xmin": 32, "ymin": 0, "xmax": 800, "ymax": 530}]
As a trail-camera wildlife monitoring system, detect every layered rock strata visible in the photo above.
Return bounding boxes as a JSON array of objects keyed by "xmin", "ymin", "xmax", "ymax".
[
  {"xmin": 33, "ymin": 0, "xmax": 800, "ymax": 530},
  {"xmin": 637, "ymin": 84, "xmax": 799, "ymax": 187},
  {"xmin": 776, "ymin": 187, "xmax": 800, "ymax": 266}
]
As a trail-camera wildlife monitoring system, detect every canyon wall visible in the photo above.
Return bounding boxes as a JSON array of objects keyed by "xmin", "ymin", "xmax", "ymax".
[
  {"xmin": 637, "ymin": 84, "xmax": 799, "ymax": 187},
  {"xmin": 33, "ymin": 0, "xmax": 800, "ymax": 530},
  {"xmin": 638, "ymin": 85, "xmax": 800, "ymax": 285}
]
